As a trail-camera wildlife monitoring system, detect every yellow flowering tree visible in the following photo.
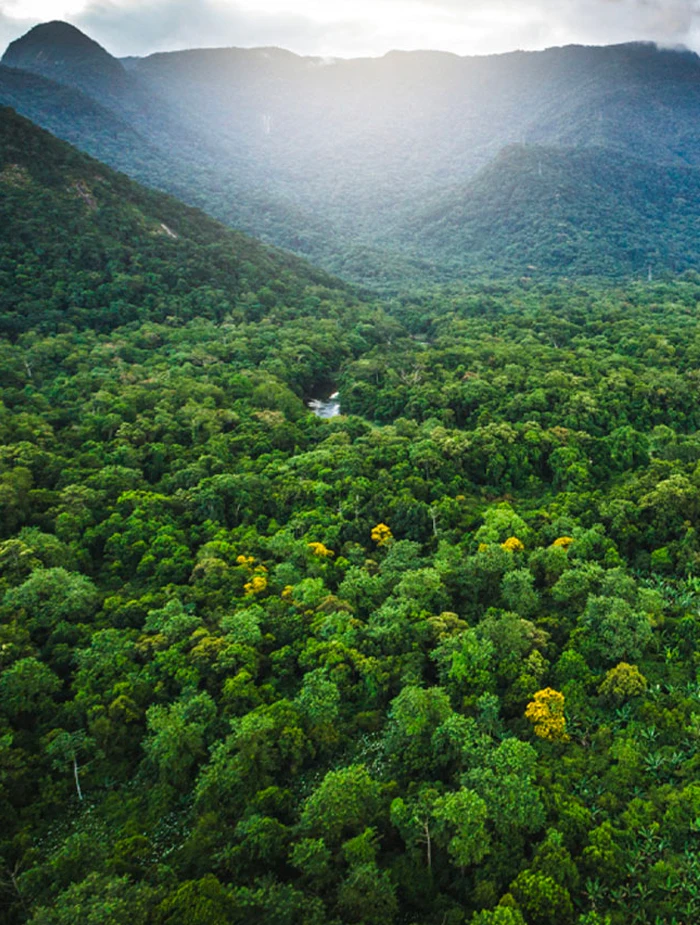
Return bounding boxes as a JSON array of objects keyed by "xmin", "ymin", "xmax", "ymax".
[
  {"xmin": 552, "ymin": 536, "xmax": 574, "ymax": 550},
  {"xmin": 307, "ymin": 542, "xmax": 334, "ymax": 558},
  {"xmin": 244, "ymin": 573, "xmax": 268, "ymax": 596},
  {"xmin": 237, "ymin": 554, "xmax": 268, "ymax": 597},
  {"xmin": 501, "ymin": 536, "xmax": 525, "ymax": 553},
  {"xmin": 371, "ymin": 523, "xmax": 393, "ymax": 546},
  {"xmin": 525, "ymin": 688, "xmax": 568, "ymax": 742}
]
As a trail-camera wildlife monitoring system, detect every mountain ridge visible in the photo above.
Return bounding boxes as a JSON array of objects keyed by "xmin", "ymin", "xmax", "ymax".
[
  {"xmin": 395, "ymin": 144, "xmax": 700, "ymax": 277},
  {"xmin": 5, "ymin": 22, "xmax": 700, "ymax": 283}
]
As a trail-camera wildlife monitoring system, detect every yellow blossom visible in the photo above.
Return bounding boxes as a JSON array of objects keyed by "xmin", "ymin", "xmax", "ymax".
[
  {"xmin": 371, "ymin": 523, "xmax": 393, "ymax": 546},
  {"xmin": 307, "ymin": 542, "xmax": 334, "ymax": 558},
  {"xmin": 244, "ymin": 575, "xmax": 268, "ymax": 596},
  {"xmin": 501, "ymin": 536, "xmax": 525, "ymax": 552},
  {"xmin": 552, "ymin": 536, "xmax": 574, "ymax": 549},
  {"xmin": 525, "ymin": 688, "xmax": 569, "ymax": 742}
]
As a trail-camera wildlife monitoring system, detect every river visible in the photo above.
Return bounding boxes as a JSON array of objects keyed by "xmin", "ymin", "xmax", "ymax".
[{"xmin": 308, "ymin": 391, "xmax": 341, "ymax": 418}]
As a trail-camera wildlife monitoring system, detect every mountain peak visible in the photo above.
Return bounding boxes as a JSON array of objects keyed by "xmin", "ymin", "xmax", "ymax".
[
  {"xmin": 14, "ymin": 20, "xmax": 94, "ymax": 45},
  {"xmin": 2, "ymin": 20, "xmax": 125, "ymax": 91}
]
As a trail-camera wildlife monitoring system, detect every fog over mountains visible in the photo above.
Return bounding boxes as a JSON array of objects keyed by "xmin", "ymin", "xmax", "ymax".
[{"xmin": 4, "ymin": 20, "xmax": 700, "ymax": 283}]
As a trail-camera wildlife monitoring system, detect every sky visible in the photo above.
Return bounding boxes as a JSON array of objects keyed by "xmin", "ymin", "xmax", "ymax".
[{"xmin": 1, "ymin": 0, "xmax": 700, "ymax": 59}]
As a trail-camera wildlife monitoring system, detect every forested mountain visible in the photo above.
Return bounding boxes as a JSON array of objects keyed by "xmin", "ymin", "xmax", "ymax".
[
  {"xmin": 0, "ymin": 23, "xmax": 334, "ymax": 259},
  {"xmin": 5, "ymin": 105, "xmax": 700, "ymax": 925},
  {"xmin": 396, "ymin": 145, "xmax": 700, "ymax": 277},
  {"xmin": 0, "ymin": 67, "xmax": 170, "ymax": 195},
  {"xmin": 4, "ymin": 24, "xmax": 700, "ymax": 282},
  {"xmin": 0, "ymin": 106, "xmax": 346, "ymax": 337}
]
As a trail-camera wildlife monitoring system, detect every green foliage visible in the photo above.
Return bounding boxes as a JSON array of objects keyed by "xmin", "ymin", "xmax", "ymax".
[
  {"xmin": 431, "ymin": 788, "xmax": 491, "ymax": 868},
  {"xmin": 576, "ymin": 595, "xmax": 653, "ymax": 664},
  {"xmin": 384, "ymin": 686, "xmax": 453, "ymax": 774},
  {"xmin": 510, "ymin": 869, "xmax": 574, "ymax": 924},
  {"xmin": 337, "ymin": 861, "xmax": 398, "ymax": 925},
  {"xmin": 3, "ymin": 567, "xmax": 98, "ymax": 636},
  {"xmin": 470, "ymin": 908, "xmax": 526, "ymax": 925},
  {"xmin": 154, "ymin": 876, "xmax": 236, "ymax": 925},
  {"xmin": 598, "ymin": 662, "xmax": 648, "ymax": 701},
  {"xmin": 0, "ymin": 656, "xmax": 60, "ymax": 721},
  {"xmin": 7, "ymin": 106, "xmax": 700, "ymax": 925},
  {"xmin": 27, "ymin": 874, "xmax": 155, "ymax": 925},
  {"xmin": 300, "ymin": 765, "xmax": 382, "ymax": 845},
  {"xmin": 0, "ymin": 108, "xmax": 351, "ymax": 337},
  {"xmin": 143, "ymin": 690, "xmax": 217, "ymax": 790}
]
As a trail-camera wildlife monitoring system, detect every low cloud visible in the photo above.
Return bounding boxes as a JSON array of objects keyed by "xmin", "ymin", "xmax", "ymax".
[{"xmin": 1, "ymin": 0, "xmax": 700, "ymax": 59}]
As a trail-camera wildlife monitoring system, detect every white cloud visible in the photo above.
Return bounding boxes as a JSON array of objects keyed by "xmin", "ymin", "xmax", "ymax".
[{"xmin": 1, "ymin": 0, "xmax": 700, "ymax": 59}]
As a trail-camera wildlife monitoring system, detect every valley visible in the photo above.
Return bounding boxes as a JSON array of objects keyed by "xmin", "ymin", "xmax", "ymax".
[
  {"xmin": 5, "ymin": 24, "xmax": 700, "ymax": 283},
  {"xmin": 2, "ymin": 18, "xmax": 700, "ymax": 925}
]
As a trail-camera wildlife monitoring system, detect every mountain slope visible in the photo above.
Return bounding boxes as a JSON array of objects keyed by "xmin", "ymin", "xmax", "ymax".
[
  {"xmin": 6, "ymin": 25, "xmax": 700, "ymax": 281},
  {"xmin": 126, "ymin": 40, "xmax": 700, "ymax": 226},
  {"xmin": 0, "ymin": 64, "xmax": 162, "ymax": 179},
  {"xmin": 0, "ymin": 26, "xmax": 340, "ymax": 261},
  {"xmin": 0, "ymin": 106, "xmax": 347, "ymax": 336},
  {"xmin": 395, "ymin": 145, "xmax": 700, "ymax": 276}
]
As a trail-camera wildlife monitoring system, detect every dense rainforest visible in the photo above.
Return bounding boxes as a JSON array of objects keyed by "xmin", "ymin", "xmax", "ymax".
[{"xmin": 5, "ymin": 109, "xmax": 700, "ymax": 925}]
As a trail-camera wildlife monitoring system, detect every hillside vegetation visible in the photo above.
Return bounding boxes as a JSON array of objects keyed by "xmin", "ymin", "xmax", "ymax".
[
  {"xmin": 396, "ymin": 145, "xmax": 700, "ymax": 277},
  {"xmin": 3, "ymin": 111, "xmax": 700, "ymax": 925},
  {"xmin": 0, "ymin": 107, "xmax": 348, "ymax": 337}
]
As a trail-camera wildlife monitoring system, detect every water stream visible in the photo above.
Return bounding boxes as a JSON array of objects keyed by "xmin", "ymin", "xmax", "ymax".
[{"xmin": 308, "ymin": 391, "xmax": 341, "ymax": 418}]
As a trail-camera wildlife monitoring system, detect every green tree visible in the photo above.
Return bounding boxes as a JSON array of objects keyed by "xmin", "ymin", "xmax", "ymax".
[
  {"xmin": 143, "ymin": 691, "xmax": 216, "ymax": 791},
  {"xmin": 384, "ymin": 686, "xmax": 453, "ymax": 775},
  {"xmin": 464, "ymin": 738, "xmax": 545, "ymax": 837},
  {"xmin": 155, "ymin": 876, "xmax": 236, "ymax": 925},
  {"xmin": 337, "ymin": 862, "xmax": 398, "ymax": 925},
  {"xmin": 0, "ymin": 657, "xmax": 60, "ymax": 725},
  {"xmin": 46, "ymin": 729, "xmax": 96, "ymax": 801},
  {"xmin": 300, "ymin": 765, "xmax": 382, "ymax": 845},
  {"xmin": 27, "ymin": 874, "xmax": 155, "ymax": 925},
  {"xmin": 470, "ymin": 908, "xmax": 526, "ymax": 925},
  {"xmin": 577, "ymin": 596, "xmax": 653, "ymax": 664},
  {"xmin": 3, "ymin": 567, "xmax": 98, "ymax": 640},
  {"xmin": 598, "ymin": 662, "xmax": 647, "ymax": 701},
  {"xmin": 510, "ymin": 870, "xmax": 574, "ymax": 925},
  {"xmin": 432, "ymin": 788, "xmax": 490, "ymax": 868}
]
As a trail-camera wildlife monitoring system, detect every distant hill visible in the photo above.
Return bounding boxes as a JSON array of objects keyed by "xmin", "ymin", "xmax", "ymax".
[
  {"xmin": 0, "ymin": 106, "xmax": 346, "ymax": 336},
  {"xmin": 5, "ymin": 24, "xmax": 700, "ymax": 282},
  {"xmin": 394, "ymin": 145, "xmax": 700, "ymax": 277},
  {"xmin": 122, "ymin": 40, "xmax": 700, "ymax": 237}
]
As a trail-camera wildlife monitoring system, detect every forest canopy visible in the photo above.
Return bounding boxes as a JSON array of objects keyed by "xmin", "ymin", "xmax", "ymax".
[{"xmin": 3, "ymin": 107, "xmax": 700, "ymax": 925}]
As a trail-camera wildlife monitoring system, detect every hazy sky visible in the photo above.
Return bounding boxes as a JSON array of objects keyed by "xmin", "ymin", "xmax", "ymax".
[{"xmin": 1, "ymin": 0, "xmax": 700, "ymax": 59}]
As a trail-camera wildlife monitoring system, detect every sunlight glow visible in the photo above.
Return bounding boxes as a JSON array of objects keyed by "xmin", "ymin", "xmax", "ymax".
[
  {"xmin": 230, "ymin": 0, "xmax": 532, "ymax": 57},
  {"xmin": 3, "ymin": 0, "xmax": 88, "ymax": 19}
]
